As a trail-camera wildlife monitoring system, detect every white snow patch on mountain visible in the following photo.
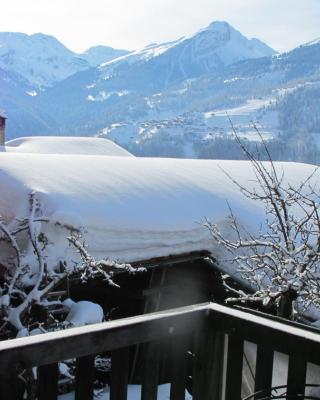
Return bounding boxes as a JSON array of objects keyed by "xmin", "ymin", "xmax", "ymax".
[
  {"xmin": 81, "ymin": 45, "xmax": 129, "ymax": 67},
  {"xmin": 86, "ymin": 90, "xmax": 130, "ymax": 102},
  {"xmin": 26, "ymin": 90, "xmax": 38, "ymax": 97},
  {"xmin": 100, "ymin": 39, "xmax": 183, "ymax": 69},
  {"xmin": 202, "ymin": 97, "xmax": 278, "ymax": 141},
  {"xmin": 207, "ymin": 98, "xmax": 276, "ymax": 117}
]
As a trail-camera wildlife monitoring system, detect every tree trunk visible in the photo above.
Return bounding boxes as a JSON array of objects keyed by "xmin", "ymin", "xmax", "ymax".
[{"xmin": 277, "ymin": 289, "xmax": 297, "ymax": 319}]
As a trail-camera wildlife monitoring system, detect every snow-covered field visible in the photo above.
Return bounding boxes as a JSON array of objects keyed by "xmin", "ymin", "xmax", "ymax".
[
  {"xmin": 205, "ymin": 98, "xmax": 274, "ymax": 118},
  {"xmin": 203, "ymin": 97, "xmax": 278, "ymax": 141}
]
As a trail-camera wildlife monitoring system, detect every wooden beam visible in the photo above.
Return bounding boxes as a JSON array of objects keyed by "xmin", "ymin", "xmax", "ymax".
[
  {"xmin": 67, "ymin": 250, "xmax": 213, "ymax": 285},
  {"xmin": 193, "ymin": 319, "xmax": 225, "ymax": 400},
  {"xmin": 1, "ymin": 302, "xmax": 320, "ymax": 376},
  {"xmin": 75, "ymin": 355, "xmax": 95, "ymax": 400},
  {"xmin": 225, "ymin": 334, "xmax": 244, "ymax": 400},
  {"xmin": 110, "ymin": 347, "xmax": 130, "ymax": 400},
  {"xmin": 0, "ymin": 367, "xmax": 19, "ymax": 400},
  {"xmin": 130, "ymin": 250, "xmax": 212, "ymax": 269},
  {"xmin": 286, "ymin": 355, "xmax": 307, "ymax": 398},
  {"xmin": 46, "ymin": 291, "xmax": 67, "ymax": 299},
  {"xmin": 207, "ymin": 303, "xmax": 320, "ymax": 365},
  {"xmin": 141, "ymin": 342, "xmax": 160, "ymax": 400},
  {"xmin": 0, "ymin": 303, "xmax": 208, "ymax": 372},
  {"xmin": 170, "ymin": 335, "xmax": 188, "ymax": 400},
  {"xmin": 38, "ymin": 363, "xmax": 59, "ymax": 400},
  {"xmin": 254, "ymin": 345, "xmax": 273, "ymax": 399}
]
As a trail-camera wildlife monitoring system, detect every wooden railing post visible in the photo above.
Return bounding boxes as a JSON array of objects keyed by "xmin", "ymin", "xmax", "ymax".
[
  {"xmin": 193, "ymin": 318, "xmax": 225, "ymax": 400},
  {"xmin": 254, "ymin": 345, "xmax": 273, "ymax": 399},
  {"xmin": 170, "ymin": 335, "xmax": 189, "ymax": 400},
  {"xmin": 38, "ymin": 363, "xmax": 59, "ymax": 400},
  {"xmin": 2, "ymin": 302, "xmax": 320, "ymax": 400},
  {"xmin": 225, "ymin": 334, "xmax": 244, "ymax": 400},
  {"xmin": 0, "ymin": 366, "xmax": 19, "ymax": 400},
  {"xmin": 286, "ymin": 355, "xmax": 307, "ymax": 399},
  {"xmin": 110, "ymin": 347, "xmax": 130, "ymax": 400},
  {"xmin": 141, "ymin": 341, "xmax": 160, "ymax": 400},
  {"xmin": 75, "ymin": 355, "xmax": 95, "ymax": 400}
]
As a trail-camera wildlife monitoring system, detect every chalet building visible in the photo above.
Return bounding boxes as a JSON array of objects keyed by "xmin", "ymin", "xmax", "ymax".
[
  {"xmin": 0, "ymin": 109, "xmax": 6, "ymax": 146},
  {"xmin": 0, "ymin": 137, "xmax": 319, "ymax": 399}
]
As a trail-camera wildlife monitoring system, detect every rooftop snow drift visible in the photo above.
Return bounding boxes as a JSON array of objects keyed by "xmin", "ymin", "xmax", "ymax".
[
  {"xmin": 4, "ymin": 136, "xmax": 134, "ymax": 157},
  {"xmin": 0, "ymin": 150, "xmax": 317, "ymax": 274}
]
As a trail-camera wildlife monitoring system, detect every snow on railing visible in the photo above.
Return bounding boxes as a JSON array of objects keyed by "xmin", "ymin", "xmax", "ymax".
[{"xmin": 0, "ymin": 302, "xmax": 320, "ymax": 400}]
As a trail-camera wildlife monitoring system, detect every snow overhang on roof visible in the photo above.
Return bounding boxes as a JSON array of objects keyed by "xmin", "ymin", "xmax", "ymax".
[
  {"xmin": 5, "ymin": 136, "xmax": 134, "ymax": 157},
  {"xmin": 0, "ymin": 151, "xmax": 317, "ymax": 270},
  {"xmin": 0, "ymin": 109, "xmax": 7, "ymax": 119}
]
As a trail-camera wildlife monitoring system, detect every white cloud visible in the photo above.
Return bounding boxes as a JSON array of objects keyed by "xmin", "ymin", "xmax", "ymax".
[{"xmin": 1, "ymin": 0, "xmax": 319, "ymax": 52}]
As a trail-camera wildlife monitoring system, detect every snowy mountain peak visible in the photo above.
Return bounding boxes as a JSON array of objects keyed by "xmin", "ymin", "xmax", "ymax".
[
  {"xmin": 194, "ymin": 21, "xmax": 275, "ymax": 56},
  {"xmin": 81, "ymin": 45, "xmax": 129, "ymax": 67},
  {"xmin": 0, "ymin": 31, "xmax": 131, "ymax": 85},
  {"xmin": 0, "ymin": 32, "xmax": 90, "ymax": 87},
  {"xmin": 99, "ymin": 21, "xmax": 275, "ymax": 81},
  {"xmin": 200, "ymin": 20, "xmax": 231, "ymax": 33}
]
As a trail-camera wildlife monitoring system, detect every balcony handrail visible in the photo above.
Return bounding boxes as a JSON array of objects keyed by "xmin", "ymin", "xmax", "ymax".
[
  {"xmin": 1, "ymin": 301, "xmax": 320, "ymax": 399},
  {"xmin": 1, "ymin": 301, "xmax": 320, "ymax": 369}
]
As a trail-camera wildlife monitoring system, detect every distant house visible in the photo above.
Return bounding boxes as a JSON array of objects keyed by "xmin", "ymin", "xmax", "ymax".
[{"xmin": 0, "ymin": 109, "xmax": 7, "ymax": 146}]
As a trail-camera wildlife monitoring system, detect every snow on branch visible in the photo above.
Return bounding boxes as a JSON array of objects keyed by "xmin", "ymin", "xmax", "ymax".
[
  {"xmin": 0, "ymin": 192, "xmax": 145, "ymax": 335},
  {"xmin": 205, "ymin": 121, "xmax": 320, "ymax": 319},
  {"xmin": 67, "ymin": 233, "xmax": 145, "ymax": 288}
]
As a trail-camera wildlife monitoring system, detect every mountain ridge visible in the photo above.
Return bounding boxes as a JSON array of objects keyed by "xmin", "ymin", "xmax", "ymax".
[
  {"xmin": 0, "ymin": 31, "xmax": 129, "ymax": 86},
  {"xmin": 1, "ymin": 21, "xmax": 320, "ymax": 164}
]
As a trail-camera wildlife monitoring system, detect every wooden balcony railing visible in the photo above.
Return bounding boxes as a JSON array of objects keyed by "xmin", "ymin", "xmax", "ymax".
[{"xmin": 0, "ymin": 302, "xmax": 320, "ymax": 400}]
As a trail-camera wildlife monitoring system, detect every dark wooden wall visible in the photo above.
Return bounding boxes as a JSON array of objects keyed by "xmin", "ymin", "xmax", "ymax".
[{"xmin": 68, "ymin": 258, "xmax": 224, "ymax": 387}]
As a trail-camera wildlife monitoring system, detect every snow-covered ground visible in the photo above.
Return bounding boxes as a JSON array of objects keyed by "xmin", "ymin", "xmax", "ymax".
[
  {"xmin": 205, "ymin": 98, "xmax": 274, "ymax": 118},
  {"xmin": 204, "ymin": 97, "xmax": 278, "ymax": 141}
]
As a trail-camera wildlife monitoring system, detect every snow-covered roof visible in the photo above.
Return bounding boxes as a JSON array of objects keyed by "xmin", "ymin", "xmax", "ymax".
[
  {"xmin": 0, "ymin": 109, "xmax": 7, "ymax": 119},
  {"xmin": 0, "ymin": 150, "xmax": 316, "ymax": 271},
  {"xmin": 4, "ymin": 136, "xmax": 133, "ymax": 157}
]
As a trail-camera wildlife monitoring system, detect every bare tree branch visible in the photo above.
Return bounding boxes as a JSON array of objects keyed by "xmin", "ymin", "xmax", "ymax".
[{"xmin": 205, "ymin": 122, "xmax": 320, "ymax": 319}]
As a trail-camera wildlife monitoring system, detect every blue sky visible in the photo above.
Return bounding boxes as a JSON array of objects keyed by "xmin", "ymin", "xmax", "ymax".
[{"xmin": 1, "ymin": 0, "xmax": 320, "ymax": 53}]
